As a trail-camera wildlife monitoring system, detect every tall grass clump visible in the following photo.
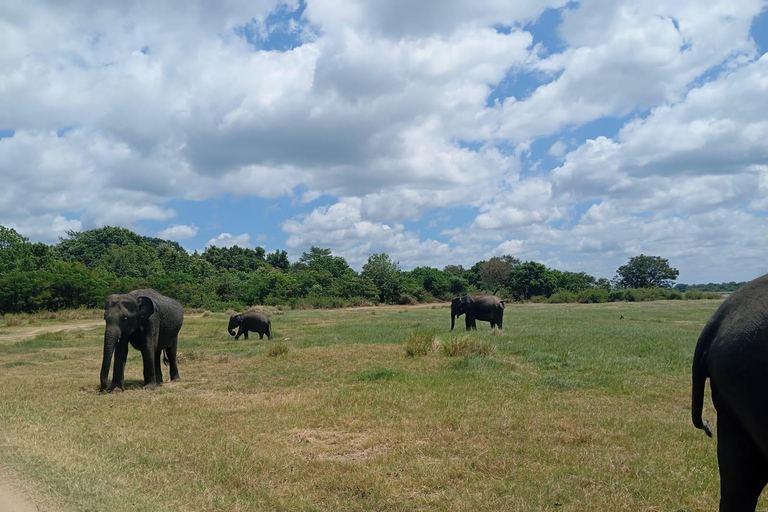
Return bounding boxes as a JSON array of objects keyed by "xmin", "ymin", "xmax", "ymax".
[
  {"xmin": 266, "ymin": 343, "xmax": 289, "ymax": 357},
  {"xmin": 403, "ymin": 329, "xmax": 437, "ymax": 357},
  {"xmin": 440, "ymin": 334, "xmax": 494, "ymax": 358}
]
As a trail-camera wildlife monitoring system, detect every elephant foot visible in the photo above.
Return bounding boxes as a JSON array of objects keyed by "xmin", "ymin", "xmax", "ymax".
[
  {"xmin": 107, "ymin": 384, "xmax": 124, "ymax": 393},
  {"xmin": 171, "ymin": 376, "xmax": 181, "ymax": 382},
  {"xmin": 142, "ymin": 382, "xmax": 158, "ymax": 390}
]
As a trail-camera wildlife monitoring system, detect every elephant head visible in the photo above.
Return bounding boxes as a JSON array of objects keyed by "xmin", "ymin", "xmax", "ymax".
[
  {"xmin": 227, "ymin": 314, "xmax": 242, "ymax": 336},
  {"xmin": 450, "ymin": 296, "xmax": 469, "ymax": 331},
  {"xmin": 100, "ymin": 293, "xmax": 155, "ymax": 391}
]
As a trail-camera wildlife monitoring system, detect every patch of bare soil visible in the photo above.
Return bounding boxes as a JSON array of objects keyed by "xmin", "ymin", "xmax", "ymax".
[
  {"xmin": 0, "ymin": 465, "xmax": 61, "ymax": 512},
  {"xmin": 0, "ymin": 320, "xmax": 103, "ymax": 344}
]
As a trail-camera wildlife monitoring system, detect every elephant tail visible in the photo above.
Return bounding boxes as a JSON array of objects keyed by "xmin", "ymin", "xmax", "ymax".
[
  {"xmin": 691, "ymin": 320, "xmax": 716, "ymax": 438},
  {"xmin": 163, "ymin": 350, "xmax": 169, "ymax": 367},
  {"xmin": 500, "ymin": 300, "xmax": 505, "ymax": 309}
]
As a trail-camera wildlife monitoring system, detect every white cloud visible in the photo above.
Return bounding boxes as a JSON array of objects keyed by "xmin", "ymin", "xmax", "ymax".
[
  {"xmin": 0, "ymin": 1, "xmax": 766, "ymax": 282},
  {"xmin": 158, "ymin": 224, "xmax": 199, "ymax": 241},
  {"xmin": 206, "ymin": 232, "xmax": 252, "ymax": 249}
]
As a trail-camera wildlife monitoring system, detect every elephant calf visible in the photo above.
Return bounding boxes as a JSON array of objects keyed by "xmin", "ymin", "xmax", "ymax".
[{"xmin": 228, "ymin": 310, "xmax": 272, "ymax": 341}]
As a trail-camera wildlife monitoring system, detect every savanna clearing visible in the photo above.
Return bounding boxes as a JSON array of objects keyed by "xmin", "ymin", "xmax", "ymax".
[{"xmin": 0, "ymin": 301, "xmax": 737, "ymax": 511}]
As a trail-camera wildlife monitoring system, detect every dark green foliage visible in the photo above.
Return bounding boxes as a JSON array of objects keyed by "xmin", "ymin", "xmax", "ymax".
[
  {"xmin": 615, "ymin": 254, "xmax": 679, "ymax": 288},
  {"xmin": 508, "ymin": 261, "xmax": 558, "ymax": 300},
  {"xmin": 0, "ymin": 224, "xmax": 731, "ymax": 313},
  {"xmin": 362, "ymin": 253, "xmax": 402, "ymax": 304}
]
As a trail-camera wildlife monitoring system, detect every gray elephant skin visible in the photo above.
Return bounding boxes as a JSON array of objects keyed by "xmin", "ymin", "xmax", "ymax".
[
  {"xmin": 450, "ymin": 294, "xmax": 504, "ymax": 331},
  {"xmin": 100, "ymin": 289, "xmax": 183, "ymax": 392},
  {"xmin": 692, "ymin": 274, "xmax": 768, "ymax": 511},
  {"xmin": 228, "ymin": 310, "xmax": 272, "ymax": 340}
]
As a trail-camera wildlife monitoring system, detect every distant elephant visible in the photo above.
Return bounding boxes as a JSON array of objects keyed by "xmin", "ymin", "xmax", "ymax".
[
  {"xmin": 450, "ymin": 294, "xmax": 505, "ymax": 331},
  {"xmin": 100, "ymin": 288, "xmax": 183, "ymax": 392},
  {"xmin": 692, "ymin": 274, "xmax": 768, "ymax": 511},
  {"xmin": 228, "ymin": 310, "xmax": 272, "ymax": 341}
]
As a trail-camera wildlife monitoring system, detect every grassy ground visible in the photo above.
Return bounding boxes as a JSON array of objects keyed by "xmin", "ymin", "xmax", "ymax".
[{"xmin": 0, "ymin": 301, "xmax": 736, "ymax": 511}]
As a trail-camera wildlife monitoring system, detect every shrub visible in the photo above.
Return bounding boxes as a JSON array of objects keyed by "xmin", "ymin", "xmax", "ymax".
[
  {"xmin": 529, "ymin": 296, "xmax": 548, "ymax": 303},
  {"xmin": 576, "ymin": 288, "xmax": 608, "ymax": 303},
  {"xmin": 404, "ymin": 329, "xmax": 437, "ymax": 357},
  {"xmin": 440, "ymin": 335, "xmax": 494, "ymax": 358},
  {"xmin": 266, "ymin": 343, "xmax": 289, "ymax": 357},
  {"xmin": 548, "ymin": 290, "xmax": 576, "ymax": 303},
  {"xmin": 397, "ymin": 293, "xmax": 418, "ymax": 305}
]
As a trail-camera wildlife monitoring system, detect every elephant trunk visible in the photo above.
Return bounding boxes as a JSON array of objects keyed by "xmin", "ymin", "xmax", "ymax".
[
  {"xmin": 228, "ymin": 327, "xmax": 236, "ymax": 336},
  {"xmin": 100, "ymin": 325, "xmax": 120, "ymax": 391}
]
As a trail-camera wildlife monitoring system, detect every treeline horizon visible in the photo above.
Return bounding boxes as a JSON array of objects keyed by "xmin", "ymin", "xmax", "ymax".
[{"xmin": 0, "ymin": 225, "xmax": 738, "ymax": 314}]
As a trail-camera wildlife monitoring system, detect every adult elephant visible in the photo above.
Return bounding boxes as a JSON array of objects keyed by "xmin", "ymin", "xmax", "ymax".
[
  {"xmin": 450, "ymin": 294, "xmax": 504, "ymax": 331},
  {"xmin": 100, "ymin": 289, "xmax": 183, "ymax": 392},
  {"xmin": 228, "ymin": 310, "xmax": 272, "ymax": 341},
  {"xmin": 692, "ymin": 274, "xmax": 768, "ymax": 511}
]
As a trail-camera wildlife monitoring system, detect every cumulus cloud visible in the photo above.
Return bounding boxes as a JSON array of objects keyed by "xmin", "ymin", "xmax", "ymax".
[
  {"xmin": 0, "ymin": 1, "xmax": 766, "ymax": 281},
  {"xmin": 206, "ymin": 232, "xmax": 252, "ymax": 248},
  {"xmin": 158, "ymin": 224, "xmax": 199, "ymax": 241}
]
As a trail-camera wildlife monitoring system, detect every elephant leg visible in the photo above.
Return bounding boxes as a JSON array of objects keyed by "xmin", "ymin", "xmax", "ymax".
[
  {"xmin": 154, "ymin": 350, "xmax": 163, "ymax": 384},
  {"xmin": 235, "ymin": 326, "xmax": 245, "ymax": 340},
  {"xmin": 259, "ymin": 331, "xmax": 264, "ymax": 339},
  {"xmin": 244, "ymin": 330, "xmax": 249, "ymax": 340},
  {"xmin": 109, "ymin": 341, "xmax": 129, "ymax": 392},
  {"xmin": 166, "ymin": 342, "xmax": 180, "ymax": 382},
  {"xmin": 497, "ymin": 318, "xmax": 503, "ymax": 330},
  {"xmin": 465, "ymin": 316, "xmax": 472, "ymax": 331},
  {"xmin": 490, "ymin": 321, "xmax": 496, "ymax": 329},
  {"xmin": 141, "ymin": 348, "xmax": 157, "ymax": 389},
  {"xmin": 716, "ymin": 409, "xmax": 768, "ymax": 511}
]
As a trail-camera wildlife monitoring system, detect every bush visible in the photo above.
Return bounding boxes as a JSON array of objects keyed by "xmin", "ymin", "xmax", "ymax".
[
  {"xmin": 548, "ymin": 291, "xmax": 576, "ymax": 303},
  {"xmin": 576, "ymin": 288, "xmax": 608, "ymax": 303},
  {"xmin": 266, "ymin": 343, "xmax": 289, "ymax": 357},
  {"xmin": 397, "ymin": 293, "xmax": 418, "ymax": 305},
  {"xmin": 440, "ymin": 335, "xmax": 494, "ymax": 358},
  {"xmin": 404, "ymin": 330, "xmax": 437, "ymax": 357},
  {"xmin": 528, "ymin": 296, "xmax": 549, "ymax": 303}
]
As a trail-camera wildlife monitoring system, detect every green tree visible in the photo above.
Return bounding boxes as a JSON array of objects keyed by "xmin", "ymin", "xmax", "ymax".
[
  {"xmin": 508, "ymin": 261, "xmax": 558, "ymax": 300},
  {"xmin": 267, "ymin": 249, "xmax": 290, "ymax": 270},
  {"xmin": 362, "ymin": 253, "xmax": 402, "ymax": 303},
  {"xmin": 481, "ymin": 256, "xmax": 517, "ymax": 293},
  {"xmin": 615, "ymin": 255, "xmax": 679, "ymax": 288},
  {"xmin": 0, "ymin": 226, "xmax": 53, "ymax": 272}
]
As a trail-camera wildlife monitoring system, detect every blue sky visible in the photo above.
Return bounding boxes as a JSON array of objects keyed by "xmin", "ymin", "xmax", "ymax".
[{"xmin": 1, "ymin": 0, "xmax": 767, "ymax": 283}]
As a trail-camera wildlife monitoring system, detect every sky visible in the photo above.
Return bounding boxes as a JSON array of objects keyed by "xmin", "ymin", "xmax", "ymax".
[{"xmin": 1, "ymin": 0, "xmax": 767, "ymax": 283}]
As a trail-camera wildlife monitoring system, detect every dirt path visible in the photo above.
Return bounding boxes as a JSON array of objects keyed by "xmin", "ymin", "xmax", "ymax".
[
  {"xmin": 0, "ymin": 320, "xmax": 103, "ymax": 344},
  {"xmin": 0, "ymin": 480, "xmax": 38, "ymax": 512}
]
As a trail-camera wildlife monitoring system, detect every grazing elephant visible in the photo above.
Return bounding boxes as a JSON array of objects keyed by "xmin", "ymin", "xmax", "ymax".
[
  {"xmin": 692, "ymin": 274, "xmax": 768, "ymax": 511},
  {"xmin": 450, "ymin": 294, "xmax": 505, "ymax": 331},
  {"xmin": 228, "ymin": 310, "xmax": 272, "ymax": 341},
  {"xmin": 100, "ymin": 289, "xmax": 183, "ymax": 392}
]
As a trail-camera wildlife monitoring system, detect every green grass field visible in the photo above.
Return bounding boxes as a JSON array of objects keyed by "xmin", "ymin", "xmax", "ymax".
[{"xmin": 0, "ymin": 301, "xmax": 736, "ymax": 511}]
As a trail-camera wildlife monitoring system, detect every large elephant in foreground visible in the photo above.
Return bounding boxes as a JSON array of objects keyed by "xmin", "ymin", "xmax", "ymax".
[
  {"xmin": 100, "ymin": 289, "xmax": 183, "ymax": 392},
  {"xmin": 692, "ymin": 274, "xmax": 768, "ymax": 511},
  {"xmin": 228, "ymin": 310, "xmax": 272, "ymax": 340},
  {"xmin": 450, "ymin": 294, "xmax": 504, "ymax": 331}
]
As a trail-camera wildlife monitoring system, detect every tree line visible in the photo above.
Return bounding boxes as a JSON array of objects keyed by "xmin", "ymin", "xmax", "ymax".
[{"xmin": 0, "ymin": 225, "xmax": 727, "ymax": 314}]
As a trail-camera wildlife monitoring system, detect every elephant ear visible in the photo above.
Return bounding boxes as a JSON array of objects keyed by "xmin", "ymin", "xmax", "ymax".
[{"xmin": 137, "ymin": 296, "xmax": 156, "ymax": 324}]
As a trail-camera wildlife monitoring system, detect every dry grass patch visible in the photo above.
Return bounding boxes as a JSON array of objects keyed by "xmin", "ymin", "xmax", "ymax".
[
  {"xmin": 266, "ymin": 342, "xmax": 289, "ymax": 357},
  {"xmin": 439, "ymin": 334, "xmax": 494, "ymax": 358},
  {"xmin": 403, "ymin": 329, "xmax": 437, "ymax": 357}
]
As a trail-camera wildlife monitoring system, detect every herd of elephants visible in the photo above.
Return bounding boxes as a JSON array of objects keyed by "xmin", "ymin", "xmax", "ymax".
[{"xmin": 99, "ymin": 274, "xmax": 768, "ymax": 511}]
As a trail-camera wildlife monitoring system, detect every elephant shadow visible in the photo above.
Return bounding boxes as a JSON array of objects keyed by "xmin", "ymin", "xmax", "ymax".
[{"xmin": 96, "ymin": 379, "xmax": 162, "ymax": 392}]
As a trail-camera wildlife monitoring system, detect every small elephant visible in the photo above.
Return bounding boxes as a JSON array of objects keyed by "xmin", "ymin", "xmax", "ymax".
[
  {"xmin": 692, "ymin": 274, "xmax": 768, "ymax": 510},
  {"xmin": 100, "ymin": 288, "xmax": 183, "ymax": 392},
  {"xmin": 450, "ymin": 294, "xmax": 505, "ymax": 331},
  {"xmin": 228, "ymin": 310, "xmax": 272, "ymax": 341}
]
